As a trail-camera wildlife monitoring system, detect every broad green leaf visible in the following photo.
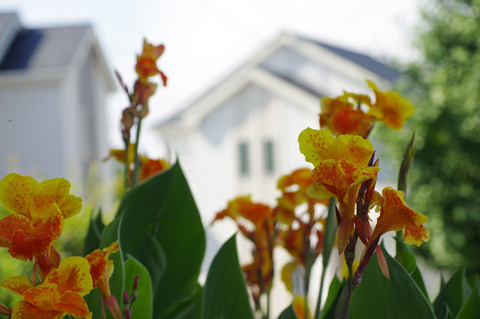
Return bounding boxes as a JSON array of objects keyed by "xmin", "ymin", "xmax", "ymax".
[
  {"xmin": 322, "ymin": 198, "xmax": 337, "ymax": 269},
  {"xmin": 348, "ymin": 249, "xmax": 435, "ymax": 319},
  {"xmin": 201, "ymin": 234, "xmax": 254, "ymax": 319},
  {"xmin": 116, "ymin": 160, "xmax": 205, "ymax": 318},
  {"xmin": 321, "ymin": 276, "xmax": 345, "ymax": 319},
  {"xmin": 433, "ymin": 266, "xmax": 471, "ymax": 318},
  {"xmin": 456, "ymin": 288, "xmax": 480, "ymax": 319},
  {"xmin": 124, "ymin": 256, "xmax": 153, "ymax": 319},
  {"xmin": 411, "ymin": 266, "xmax": 429, "ymax": 300},
  {"xmin": 394, "ymin": 238, "xmax": 416, "ymax": 274},
  {"xmin": 278, "ymin": 304, "xmax": 297, "ymax": 319},
  {"xmin": 160, "ymin": 283, "xmax": 203, "ymax": 319},
  {"xmin": 85, "ymin": 214, "xmax": 125, "ymax": 319},
  {"xmin": 82, "ymin": 209, "xmax": 105, "ymax": 256}
]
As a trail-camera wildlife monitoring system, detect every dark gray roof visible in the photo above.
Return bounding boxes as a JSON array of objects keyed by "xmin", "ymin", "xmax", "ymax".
[
  {"xmin": 0, "ymin": 24, "xmax": 90, "ymax": 71},
  {"xmin": 300, "ymin": 35, "xmax": 400, "ymax": 82}
]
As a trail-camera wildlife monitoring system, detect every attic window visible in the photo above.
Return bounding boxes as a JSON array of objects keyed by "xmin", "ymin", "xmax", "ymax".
[{"xmin": 239, "ymin": 142, "xmax": 249, "ymax": 176}]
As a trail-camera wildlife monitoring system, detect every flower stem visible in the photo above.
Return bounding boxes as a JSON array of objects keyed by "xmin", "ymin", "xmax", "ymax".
[{"xmin": 132, "ymin": 116, "xmax": 143, "ymax": 187}]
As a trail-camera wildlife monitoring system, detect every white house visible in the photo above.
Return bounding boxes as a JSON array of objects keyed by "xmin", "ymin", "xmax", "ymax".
[{"xmin": 0, "ymin": 12, "xmax": 115, "ymax": 185}]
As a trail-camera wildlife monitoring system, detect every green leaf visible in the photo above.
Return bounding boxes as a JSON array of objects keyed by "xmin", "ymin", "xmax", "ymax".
[
  {"xmin": 201, "ymin": 234, "xmax": 254, "ymax": 319},
  {"xmin": 124, "ymin": 256, "xmax": 153, "ymax": 319},
  {"xmin": 321, "ymin": 276, "xmax": 345, "ymax": 319},
  {"xmin": 348, "ymin": 249, "xmax": 435, "ymax": 319},
  {"xmin": 116, "ymin": 160, "xmax": 206, "ymax": 318},
  {"xmin": 82, "ymin": 209, "xmax": 105, "ymax": 256},
  {"xmin": 456, "ymin": 288, "xmax": 480, "ymax": 319},
  {"xmin": 394, "ymin": 238, "xmax": 416, "ymax": 274},
  {"xmin": 433, "ymin": 266, "xmax": 471, "ymax": 318},
  {"xmin": 278, "ymin": 304, "xmax": 297, "ymax": 319},
  {"xmin": 85, "ymin": 214, "xmax": 125, "ymax": 319},
  {"xmin": 322, "ymin": 198, "xmax": 337, "ymax": 269},
  {"xmin": 411, "ymin": 266, "xmax": 429, "ymax": 300}
]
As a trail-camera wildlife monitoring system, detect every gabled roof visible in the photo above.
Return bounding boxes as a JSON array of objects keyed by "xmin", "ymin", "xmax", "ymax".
[
  {"xmin": 157, "ymin": 33, "xmax": 399, "ymax": 132},
  {"xmin": 0, "ymin": 25, "xmax": 90, "ymax": 71},
  {"xmin": 300, "ymin": 36, "xmax": 399, "ymax": 82},
  {"xmin": 0, "ymin": 12, "xmax": 115, "ymax": 90}
]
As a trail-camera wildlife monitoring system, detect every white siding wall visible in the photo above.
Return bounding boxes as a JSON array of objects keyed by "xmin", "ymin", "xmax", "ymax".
[{"xmin": 0, "ymin": 81, "xmax": 65, "ymax": 178}]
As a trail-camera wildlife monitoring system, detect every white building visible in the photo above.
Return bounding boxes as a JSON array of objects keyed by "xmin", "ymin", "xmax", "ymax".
[{"xmin": 0, "ymin": 12, "xmax": 115, "ymax": 184}]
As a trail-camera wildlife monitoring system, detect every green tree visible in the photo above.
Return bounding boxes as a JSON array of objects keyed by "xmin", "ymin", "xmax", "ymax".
[{"xmin": 380, "ymin": 0, "xmax": 480, "ymax": 273}]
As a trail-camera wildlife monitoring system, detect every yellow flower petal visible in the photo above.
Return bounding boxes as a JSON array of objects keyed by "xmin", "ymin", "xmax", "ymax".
[
  {"xmin": 0, "ymin": 276, "xmax": 33, "ymax": 296},
  {"xmin": 0, "ymin": 173, "xmax": 39, "ymax": 218},
  {"xmin": 44, "ymin": 256, "xmax": 93, "ymax": 296},
  {"xmin": 372, "ymin": 187, "xmax": 430, "ymax": 246},
  {"xmin": 366, "ymin": 80, "xmax": 414, "ymax": 130}
]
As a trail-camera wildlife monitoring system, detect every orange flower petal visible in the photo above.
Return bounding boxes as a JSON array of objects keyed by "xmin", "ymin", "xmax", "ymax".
[
  {"xmin": 22, "ymin": 284, "xmax": 59, "ymax": 311},
  {"xmin": 292, "ymin": 295, "xmax": 311, "ymax": 319},
  {"xmin": 11, "ymin": 301, "xmax": 64, "ymax": 319},
  {"xmin": 371, "ymin": 187, "xmax": 430, "ymax": 246},
  {"xmin": 86, "ymin": 242, "xmax": 119, "ymax": 296},
  {"xmin": 44, "ymin": 257, "xmax": 93, "ymax": 296},
  {"xmin": 0, "ymin": 214, "xmax": 64, "ymax": 261},
  {"xmin": 366, "ymin": 80, "xmax": 414, "ymax": 130},
  {"xmin": 56, "ymin": 291, "xmax": 92, "ymax": 319},
  {"xmin": 0, "ymin": 276, "xmax": 33, "ymax": 295}
]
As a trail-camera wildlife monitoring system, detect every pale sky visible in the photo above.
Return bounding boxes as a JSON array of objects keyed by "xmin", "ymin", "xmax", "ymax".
[{"xmin": 0, "ymin": 0, "xmax": 427, "ymax": 152}]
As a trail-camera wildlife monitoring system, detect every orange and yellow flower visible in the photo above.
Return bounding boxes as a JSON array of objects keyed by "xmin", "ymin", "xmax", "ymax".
[
  {"xmin": 320, "ymin": 94, "xmax": 374, "ymax": 138},
  {"xmin": 370, "ymin": 187, "xmax": 430, "ymax": 246},
  {"xmin": 105, "ymin": 147, "xmax": 171, "ymax": 183},
  {"xmin": 298, "ymin": 128, "xmax": 380, "ymax": 253},
  {"xmin": 85, "ymin": 241, "xmax": 119, "ymax": 298},
  {"xmin": 0, "ymin": 174, "xmax": 82, "ymax": 261},
  {"xmin": 135, "ymin": 38, "xmax": 167, "ymax": 85},
  {"xmin": 366, "ymin": 80, "xmax": 414, "ymax": 130},
  {"xmin": 0, "ymin": 256, "xmax": 93, "ymax": 319}
]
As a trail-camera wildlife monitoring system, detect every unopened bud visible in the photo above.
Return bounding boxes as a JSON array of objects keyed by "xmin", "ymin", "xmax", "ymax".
[
  {"xmin": 123, "ymin": 290, "xmax": 129, "ymax": 305},
  {"xmin": 125, "ymin": 308, "xmax": 131, "ymax": 319},
  {"xmin": 133, "ymin": 274, "xmax": 139, "ymax": 290}
]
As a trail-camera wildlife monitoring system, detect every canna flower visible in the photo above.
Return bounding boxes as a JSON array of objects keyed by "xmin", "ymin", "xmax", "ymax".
[
  {"xmin": 212, "ymin": 196, "xmax": 275, "ymax": 310},
  {"xmin": 275, "ymin": 168, "xmax": 329, "ymax": 225},
  {"xmin": 0, "ymin": 256, "xmax": 93, "ymax": 319},
  {"xmin": 320, "ymin": 94, "xmax": 374, "ymax": 138},
  {"xmin": 370, "ymin": 187, "xmax": 430, "ymax": 246},
  {"xmin": 135, "ymin": 38, "xmax": 167, "ymax": 85},
  {"xmin": 212, "ymin": 195, "xmax": 272, "ymax": 227},
  {"xmin": 0, "ymin": 173, "xmax": 82, "ymax": 261},
  {"xmin": 298, "ymin": 128, "xmax": 380, "ymax": 254},
  {"xmin": 366, "ymin": 80, "xmax": 414, "ymax": 130},
  {"xmin": 86, "ymin": 242, "xmax": 122, "ymax": 319},
  {"xmin": 105, "ymin": 148, "xmax": 171, "ymax": 182},
  {"xmin": 85, "ymin": 241, "xmax": 119, "ymax": 298}
]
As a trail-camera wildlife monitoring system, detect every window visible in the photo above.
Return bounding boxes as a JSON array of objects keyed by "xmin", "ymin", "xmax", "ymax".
[
  {"xmin": 239, "ymin": 142, "xmax": 249, "ymax": 176},
  {"xmin": 264, "ymin": 140, "xmax": 274, "ymax": 174}
]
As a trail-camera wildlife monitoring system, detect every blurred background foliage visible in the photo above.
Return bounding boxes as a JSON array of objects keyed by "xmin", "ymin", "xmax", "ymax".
[{"xmin": 377, "ymin": 0, "xmax": 480, "ymax": 274}]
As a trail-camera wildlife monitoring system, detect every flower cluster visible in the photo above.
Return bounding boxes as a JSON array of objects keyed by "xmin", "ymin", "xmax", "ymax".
[
  {"xmin": 0, "ymin": 174, "xmax": 120, "ymax": 319},
  {"xmin": 300, "ymin": 80, "xmax": 429, "ymax": 288},
  {"xmin": 319, "ymin": 80, "xmax": 414, "ymax": 138},
  {"xmin": 114, "ymin": 39, "xmax": 169, "ymax": 189}
]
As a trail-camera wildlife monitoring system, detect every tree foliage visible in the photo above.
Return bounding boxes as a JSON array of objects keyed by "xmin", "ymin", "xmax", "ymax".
[{"xmin": 381, "ymin": 0, "xmax": 480, "ymax": 273}]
